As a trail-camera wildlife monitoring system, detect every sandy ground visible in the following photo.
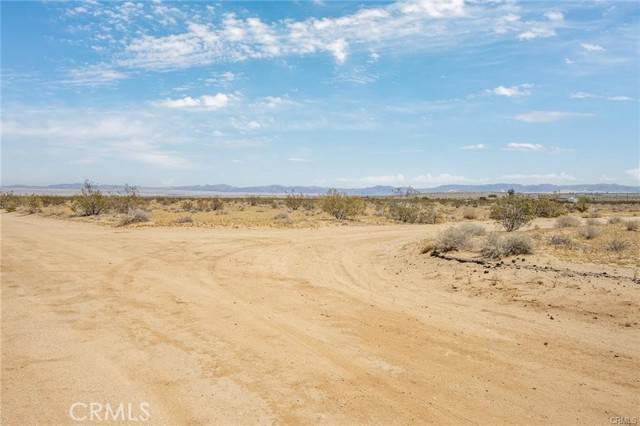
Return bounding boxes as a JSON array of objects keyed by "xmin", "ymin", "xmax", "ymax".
[{"xmin": 1, "ymin": 213, "xmax": 638, "ymax": 425}]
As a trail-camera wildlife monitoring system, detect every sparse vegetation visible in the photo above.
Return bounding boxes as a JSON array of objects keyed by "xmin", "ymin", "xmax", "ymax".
[
  {"xmin": 579, "ymin": 225, "xmax": 601, "ymax": 240},
  {"xmin": 490, "ymin": 194, "xmax": 534, "ymax": 232},
  {"xmin": 284, "ymin": 193, "xmax": 306, "ymax": 210},
  {"xmin": 608, "ymin": 217, "xmax": 623, "ymax": 224},
  {"xmin": 533, "ymin": 198, "xmax": 566, "ymax": 218},
  {"xmin": 575, "ymin": 195, "xmax": 591, "ymax": 213},
  {"xmin": 461, "ymin": 207, "xmax": 477, "ymax": 220},
  {"xmin": 72, "ymin": 180, "xmax": 107, "ymax": 216},
  {"xmin": 457, "ymin": 223, "xmax": 486, "ymax": 236},
  {"xmin": 625, "ymin": 220, "xmax": 639, "ymax": 231},
  {"xmin": 24, "ymin": 194, "xmax": 43, "ymax": 214},
  {"xmin": 117, "ymin": 209, "xmax": 150, "ymax": 226},
  {"xmin": 386, "ymin": 202, "xmax": 437, "ymax": 224},
  {"xmin": 555, "ymin": 216, "xmax": 581, "ymax": 228},
  {"xmin": 481, "ymin": 233, "xmax": 532, "ymax": 259},
  {"xmin": 319, "ymin": 189, "xmax": 365, "ymax": 220},
  {"xmin": 434, "ymin": 226, "xmax": 472, "ymax": 252},
  {"xmin": 549, "ymin": 234, "xmax": 573, "ymax": 248},
  {"xmin": 606, "ymin": 238, "xmax": 629, "ymax": 252},
  {"xmin": 174, "ymin": 215, "xmax": 193, "ymax": 224}
]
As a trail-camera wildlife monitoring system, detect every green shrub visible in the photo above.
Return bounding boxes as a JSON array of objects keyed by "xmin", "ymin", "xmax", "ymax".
[
  {"xmin": 489, "ymin": 194, "xmax": 534, "ymax": 232},
  {"xmin": 575, "ymin": 195, "xmax": 591, "ymax": 213},
  {"xmin": 533, "ymin": 198, "xmax": 566, "ymax": 218},
  {"xmin": 319, "ymin": 189, "xmax": 365, "ymax": 220},
  {"xmin": 72, "ymin": 180, "xmax": 107, "ymax": 216},
  {"xmin": 386, "ymin": 202, "xmax": 437, "ymax": 224},
  {"xmin": 284, "ymin": 193, "xmax": 305, "ymax": 210},
  {"xmin": 0, "ymin": 192, "xmax": 17, "ymax": 210}
]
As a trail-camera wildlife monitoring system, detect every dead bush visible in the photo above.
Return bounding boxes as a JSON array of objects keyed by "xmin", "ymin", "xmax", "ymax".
[
  {"xmin": 117, "ymin": 209, "xmax": 150, "ymax": 226},
  {"xmin": 181, "ymin": 200, "xmax": 194, "ymax": 211},
  {"xmin": 490, "ymin": 194, "xmax": 534, "ymax": 232},
  {"xmin": 174, "ymin": 215, "xmax": 193, "ymax": 224},
  {"xmin": 608, "ymin": 217, "xmax": 623, "ymax": 224},
  {"xmin": 625, "ymin": 220, "xmax": 639, "ymax": 231},
  {"xmin": 458, "ymin": 223, "xmax": 486, "ymax": 236},
  {"xmin": 462, "ymin": 207, "xmax": 477, "ymax": 220},
  {"xmin": 273, "ymin": 212, "xmax": 292, "ymax": 224},
  {"xmin": 585, "ymin": 218, "xmax": 600, "ymax": 226},
  {"xmin": 606, "ymin": 238, "xmax": 629, "ymax": 252},
  {"xmin": 434, "ymin": 227, "xmax": 471, "ymax": 252},
  {"xmin": 319, "ymin": 189, "xmax": 365, "ymax": 220},
  {"xmin": 555, "ymin": 216, "xmax": 581, "ymax": 228},
  {"xmin": 579, "ymin": 225, "xmax": 601, "ymax": 240},
  {"xmin": 481, "ymin": 233, "xmax": 532, "ymax": 259},
  {"xmin": 549, "ymin": 234, "xmax": 573, "ymax": 248}
]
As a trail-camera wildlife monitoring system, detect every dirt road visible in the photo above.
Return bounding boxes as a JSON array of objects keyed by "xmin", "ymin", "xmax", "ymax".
[{"xmin": 2, "ymin": 213, "xmax": 638, "ymax": 424}]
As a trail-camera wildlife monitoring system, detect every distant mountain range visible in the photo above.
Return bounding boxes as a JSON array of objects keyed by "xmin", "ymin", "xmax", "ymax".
[{"xmin": 2, "ymin": 182, "xmax": 639, "ymax": 195}]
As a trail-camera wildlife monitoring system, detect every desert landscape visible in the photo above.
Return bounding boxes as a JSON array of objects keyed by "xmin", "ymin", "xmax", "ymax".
[
  {"xmin": 2, "ymin": 189, "xmax": 639, "ymax": 424},
  {"xmin": 2, "ymin": 0, "xmax": 639, "ymax": 424}
]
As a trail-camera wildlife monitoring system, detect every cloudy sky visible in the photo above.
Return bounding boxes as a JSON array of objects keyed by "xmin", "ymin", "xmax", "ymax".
[{"xmin": 1, "ymin": 0, "xmax": 639, "ymax": 187}]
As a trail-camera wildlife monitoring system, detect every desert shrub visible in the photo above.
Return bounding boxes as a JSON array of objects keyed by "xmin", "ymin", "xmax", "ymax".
[
  {"xmin": 462, "ymin": 207, "xmax": 477, "ymax": 220},
  {"xmin": 489, "ymin": 194, "xmax": 535, "ymax": 232},
  {"xmin": 320, "ymin": 189, "xmax": 365, "ymax": 220},
  {"xmin": 24, "ymin": 194, "xmax": 43, "ymax": 214},
  {"xmin": 247, "ymin": 196, "xmax": 259, "ymax": 206},
  {"xmin": 0, "ymin": 191, "xmax": 17, "ymax": 209},
  {"xmin": 608, "ymin": 217, "xmax": 623, "ymax": 225},
  {"xmin": 174, "ymin": 215, "xmax": 193, "ymax": 224},
  {"xmin": 386, "ymin": 202, "xmax": 437, "ymax": 224},
  {"xmin": 579, "ymin": 225, "xmax": 601, "ymax": 240},
  {"xmin": 5, "ymin": 205, "xmax": 16, "ymax": 212},
  {"xmin": 273, "ymin": 212, "xmax": 292, "ymax": 224},
  {"xmin": 500, "ymin": 234, "xmax": 533, "ymax": 256},
  {"xmin": 458, "ymin": 223, "xmax": 486, "ymax": 236},
  {"xmin": 112, "ymin": 184, "xmax": 139, "ymax": 214},
  {"xmin": 625, "ymin": 220, "xmax": 639, "ymax": 231},
  {"xmin": 117, "ymin": 209, "xmax": 150, "ymax": 226},
  {"xmin": 481, "ymin": 233, "xmax": 532, "ymax": 259},
  {"xmin": 585, "ymin": 218, "xmax": 600, "ymax": 226},
  {"xmin": 210, "ymin": 198, "xmax": 224, "ymax": 211},
  {"xmin": 575, "ymin": 195, "xmax": 591, "ymax": 213},
  {"xmin": 181, "ymin": 200, "xmax": 194, "ymax": 211},
  {"xmin": 533, "ymin": 198, "xmax": 566, "ymax": 218},
  {"xmin": 606, "ymin": 238, "xmax": 629, "ymax": 252},
  {"xmin": 72, "ymin": 180, "xmax": 107, "ymax": 216},
  {"xmin": 285, "ymin": 193, "xmax": 305, "ymax": 210},
  {"xmin": 549, "ymin": 234, "xmax": 573, "ymax": 247},
  {"xmin": 555, "ymin": 216, "xmax": 581, "ymax": 228},
  {"xmin": 434, "ymin": 227, "xmax": 471, "ymax": 252}
]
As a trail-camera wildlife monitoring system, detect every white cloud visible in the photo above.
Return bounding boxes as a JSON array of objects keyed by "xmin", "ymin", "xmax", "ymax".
[
  {"xmin": 65, "ymin": 64, "xmax": 127, "ymax": 86},
  {"xmin": 514, "ymin": 111, "xmax": 591, "ymax": 123},
  {"xmin": 338, "ymin": 172, "xmax": 468, "ymax": 186},
  {"xmin": 413, "ymin": 173, "xmax": 468, "ymax": 185},
  {"xmin": 504, "ymin": 143, "xmax": 545, "ymax": 152},
  {"xmin": 460, "ymin": 144, "xmax": 486, "ymax": 150},
  {"xmin": 564, "ymin": 57, "xmax": 574, "ymax": 64},
  {"xmin": 287, "ymin": 157, "xmax": 310, "ymax": 163},
  {"xmin": 489, "ymin": 84, "xmax": 532, "ymax": 97},
  {"xmin": 518, "ymin": 27, "xmax": 556, "ymax": 40},
  {"xmin": 155, "ymin": 93, "xmax": 231, "ymax": 110},
  {"xmin": 570, "ymin": 92, "xmax": 633, "ymax": 101},
  {"xmin": 544, "ymin": 11, "xmax": 564, "ymax": 22},
  {"xmin": 499, "ymin": 172, "xmax": 576, "ymax": 182},
  {"xmin": 581, "ymin": 43, "xmax": 605, "ymax": 52},
  {"xmin": 625, "ymin": 168, "xmax": 640, "ymax": 180}
]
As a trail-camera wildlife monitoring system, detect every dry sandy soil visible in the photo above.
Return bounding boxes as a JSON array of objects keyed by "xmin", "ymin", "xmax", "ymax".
[{"xmin": 2, "ymin": 213, "xmax": 639, "ymax": 424}]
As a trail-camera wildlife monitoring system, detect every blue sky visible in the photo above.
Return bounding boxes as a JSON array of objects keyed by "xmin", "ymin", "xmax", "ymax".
[{"xmin": 1, "ymin": 0, "xmax": 639, "ymax": 187}]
